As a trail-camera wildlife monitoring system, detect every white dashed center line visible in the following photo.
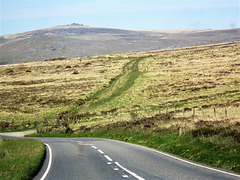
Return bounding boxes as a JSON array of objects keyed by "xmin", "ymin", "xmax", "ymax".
[
  {"xmin": 104, "ymin": 155, "xmax": 113, "ymax": 162},
  {"xmin": 91, "ymin": 145, "xmax": 97, "ymax": 149},
  {"xmin": 98, "ymin": 149, "xmax": 104, "ymax": 154},
  {"xmin": 115, "ymin": 162, "xmax": 145, "ymax": 180},
  {"xmin": 84, "ymin": 141, "xmax": 145, "ymax": 179}
]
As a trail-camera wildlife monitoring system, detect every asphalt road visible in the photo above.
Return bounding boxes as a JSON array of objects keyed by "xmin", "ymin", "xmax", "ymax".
[{"xmin": 31, "ymin": 138, "xmax": 240, "ymax": 180}]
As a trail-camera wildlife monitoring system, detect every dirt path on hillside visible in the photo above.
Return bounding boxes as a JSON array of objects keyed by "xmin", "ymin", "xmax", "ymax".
[
  {"xmin": 0, "ymin": 129, "xmax": 36, "ymax": 137},
  {"xmin": 96, "ymin": 59, "xmax": 135, "ymax": 99},
  {"xmin": 78, "ymin": 58, "xmax": 138, "ymax": 113},
  {"xmin": 88, "ymin": 57, "xmax": 142, "ymax": 108}
]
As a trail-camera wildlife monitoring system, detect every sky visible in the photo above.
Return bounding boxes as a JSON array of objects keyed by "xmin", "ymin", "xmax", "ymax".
[{"xmin": 0, "ymin": 0, "xmax": 239, "ymax": 36}]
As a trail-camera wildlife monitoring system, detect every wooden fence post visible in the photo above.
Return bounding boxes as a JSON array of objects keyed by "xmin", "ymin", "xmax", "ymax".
[
  {"xmin": 179, "ymin": 127, "xmax": 183, "ymax": 136},
  {"xmin": 202, "ymin": 108, "xmax": 204, "ymax": 116},
  {"xmin": 46, "ymin": 119, "xmax": 49, "ymax": 132},
  {"xmin": 225, "ymin": 108, "xmax": 228, "ymax": 118},
  {"xmin": 193, "ymin": 108, "xmax": 195, "ymax": 119},
  {"xmin": 182, "ymin": 108, "xmax": 185, "ymax": 117},
  {"xmin": 11, "ymin": 119, "xmax": 14, "ymax": 130},
  {"xmin": 214, "ymin": 108, "xmax": 216, "ymax": 117}
]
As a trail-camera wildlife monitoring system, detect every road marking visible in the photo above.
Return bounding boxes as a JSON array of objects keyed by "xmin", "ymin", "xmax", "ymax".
[
  {"xmin": 104, "ymin": 155, "xmax": 113, "ymax": 162},
  {"xmin": 87, "ymin": 142, "xmax": 143, "ymax": 179},
  {"xmin": 91, "ymin": 145, "xmax": 97, "ymax": 149},
  {"xmin": 115, "ymin": 162, "xmax": 145, "ymax": 180},
  {"xmin": 110, "ymin": 139, "xmax": 240, "ymax": 179},
  {"xmin": 77, "ymin": 141, "xmax": 93, "ymax": 146},
  {"xmin": 40, "ymin": 143, "xmax": 52, "ymax": 180},
  {"xmin": 98, "ymin": 149, "xmax": 104, "ymax": 154}
]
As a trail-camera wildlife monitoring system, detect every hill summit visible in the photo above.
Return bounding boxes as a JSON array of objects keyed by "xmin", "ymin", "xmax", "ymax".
[{"xmin": 0, "ymin": 25, "xmax": 239, "ymax": 65}]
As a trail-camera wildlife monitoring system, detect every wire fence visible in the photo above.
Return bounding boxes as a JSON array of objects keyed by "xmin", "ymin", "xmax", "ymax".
[{"xmin": 1, "ymin": 106, "xmax": 239, "ymax": 132}]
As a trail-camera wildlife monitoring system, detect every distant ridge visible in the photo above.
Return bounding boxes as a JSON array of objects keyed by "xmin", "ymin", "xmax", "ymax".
[{"xmin": 0, "ymin": 25, "xmax": 239, "ymax": 65}]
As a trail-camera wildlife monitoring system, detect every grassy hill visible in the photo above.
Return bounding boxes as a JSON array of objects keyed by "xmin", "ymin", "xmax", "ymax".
[
  {"xmin": 1, "ymin": 25, "xmax": 239, "ymax": 65},
  {"xmin": 0, "ymin": 41, "xmax": 239, "ymax": 131},
  {"xmin": 1, "ymin": 41, "xmax": 240, "ymax": 173}
]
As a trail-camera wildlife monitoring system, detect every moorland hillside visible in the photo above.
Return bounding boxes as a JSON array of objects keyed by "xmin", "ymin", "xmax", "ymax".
[{"xmin": 1, "ymin": 25, "xmax": 239, "ymax": 65}]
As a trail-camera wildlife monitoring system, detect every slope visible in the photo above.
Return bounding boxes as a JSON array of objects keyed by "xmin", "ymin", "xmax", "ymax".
[{"xmin": 1, "ymin": 25, "xmax": 239, "ymax": 65}]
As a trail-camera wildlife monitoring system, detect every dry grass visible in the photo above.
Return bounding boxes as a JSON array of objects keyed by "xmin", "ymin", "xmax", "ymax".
[
  {"xmin": 73, "ymin": 42, "xmax": 240, "ymax": 131},
  {"xmin": 0, "ymin": 55, "xmax": 130, "ymax": 124},
  {"xmin": 0, "ymin": 41, "xmax": 240, "ymax": 132},
  {"xmin": 85, "ymin": 42, "xmax": 240, "ymax": 112}
]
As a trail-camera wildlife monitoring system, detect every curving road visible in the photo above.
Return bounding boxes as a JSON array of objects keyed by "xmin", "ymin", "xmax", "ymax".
[{"xmin": 31, "ymin": 138, "xmax": 240, "ymax": 180}]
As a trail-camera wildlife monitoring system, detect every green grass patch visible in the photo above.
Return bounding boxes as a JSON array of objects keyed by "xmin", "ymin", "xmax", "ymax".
[
  {"xmin": 90, "ymin": 58, "xmax": 143, "ymax": 108},
  {"xmin": 0, "ymin": 138, "xmax": 45, "ymax": 180},
  {"xmin": 89, "ymin": 59, "xmax": 134, "ymax": 101}
]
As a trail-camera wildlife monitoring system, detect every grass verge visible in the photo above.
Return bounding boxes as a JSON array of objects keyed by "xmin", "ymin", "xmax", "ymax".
[
  {"xmin": 0, "ymin": 138, "xmax": 45, "ymax": 180},
  {"xmin": 28, "ymin": 115, "xmax": 240, "ymax": 174}
]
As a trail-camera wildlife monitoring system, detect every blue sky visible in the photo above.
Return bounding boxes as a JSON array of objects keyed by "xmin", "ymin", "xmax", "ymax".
[{"xmin": 0, "ymin": 0, "xmax": 239, "ymax": 35}]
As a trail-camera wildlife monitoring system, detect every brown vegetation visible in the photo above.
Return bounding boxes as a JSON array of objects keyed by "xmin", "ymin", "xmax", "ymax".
[{"xmin": 0, "ymin": 41, "xmax": 240, "ymax": 133}]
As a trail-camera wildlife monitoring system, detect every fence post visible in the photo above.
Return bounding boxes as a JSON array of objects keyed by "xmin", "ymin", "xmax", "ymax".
[
  {"xmin": 179, "ymin": 127, "xmax": 183, "ymax": 136},
  {"xmin": 11, "ymin": 119, "xmax": 14, "ymax": 130},
  {"xmin": 193, "ymin": 108, "xmax": 195, "ymax": 119},
  {"xmin": 225, "ymin": 108, "xmax": 227, "ymax": 118},
  {"xmin": 202, "ymin": 108, "xmax": 204, "ymax": 116},
  {"xmin": 46, "ymin": 119, "xmax": 48, "ymax": 132},
  {"xmin": 214, "ymin": 108, "xmax": 216, "ymax": 117}
]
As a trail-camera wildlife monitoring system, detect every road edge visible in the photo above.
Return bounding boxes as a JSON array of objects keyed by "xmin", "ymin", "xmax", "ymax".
[
  {"xmin": 33, "ymin": 143, "xmax": 52, "ymax": 180},
  {"xmin": 40, "ymin": 143, "xmax": 52, "ymax": 180},
  {"xmin": 105, "ymin": 138, "xmax": 240, "ymax": 178}
]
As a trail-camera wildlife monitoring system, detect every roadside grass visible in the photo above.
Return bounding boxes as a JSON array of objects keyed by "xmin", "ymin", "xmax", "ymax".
[
  {"xmin": 79, "ymin": 129, "xmax": 240, "ymax": 173},
  {"xmin": 0, "ymin": 139, "xmax": 45, "ymax": 180},
  {"xmin": 28, "ymin": 114, "xmax": 240, "ymax": 174}
]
